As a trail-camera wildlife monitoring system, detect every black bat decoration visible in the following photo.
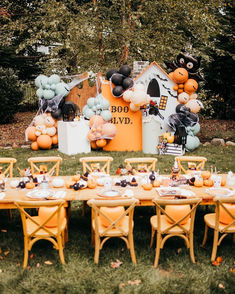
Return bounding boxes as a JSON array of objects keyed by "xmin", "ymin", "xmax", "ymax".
[
  {"xmin": 163, "ymin": 84, "xmax": 170, "ymax": 91},
  {"xmin": 167, "ymin": 90, "xmax": 177, "ymax": 98},
  {"xmin": 156, "ymin": 74, "xmax": 168, "ymax": 82}
]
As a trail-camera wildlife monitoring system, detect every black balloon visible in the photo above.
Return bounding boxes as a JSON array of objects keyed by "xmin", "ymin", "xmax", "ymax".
[
  {"xmin": 51, "ymin": 108, "xmax": 62, "ymax": 119},
  {"xmin": 176, "ymin": 104, "xmax": 190, "ymax": 113},
  {"xmin": 123, "ymin": 77, "xmax": 134, "ymax": 89},
  {"xmin": 111, "ymin": 73, "xmax": 123, "ymax": 86},
  {"xmin": 112, "ymin": 86, "xmax": 123, "ymax": 97},
  {"xmin": 119, "ymin": 65, "xmax": 131, "ymax": 77},
  {"xmin": 168, "ymin": 112, "xmax": 198, "ymax": 130},
  {"xmin": 106, "ymin": 68, "xmax": 118, "ymax": 80}
]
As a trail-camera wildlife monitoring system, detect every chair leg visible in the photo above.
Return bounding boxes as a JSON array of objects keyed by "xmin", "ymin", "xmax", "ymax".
[
  {"xmin": 150, "ymin": 227, "xmax": 155, "ymax": 248},
  {"xmin": 233, "ymin": 233, "xmax": 235, "ymax": 243},
  {"xmin": 23, "ymin": 238, "xmax": 29, "ymax": 269},
  {"xmin": 211, "ymin": 230, "xmax": 219, "ymax": 262},
  {"xmin": 8, "ymin": 209, "xmax": 12, "ymax": 220},
  {"xmin": 201, "ymin": 223, "xmax": 208, "ymax": 247},
  {"xmin": 94, "ymin": 234, "xmax": 100, "ymax": 264},
  {"xmin": 128, "ymin": 233, "xmax": 137, "ymax": 264},
  {"xmin": 82, "ymin": 201, "xmax": 87, "ymax": 216},
  {"xmin": 58, "ymin": 235, "xmax": 65, "ymax": 264},
  {"xmin": 91, "ymin": 228, "xmax": 95, "ymax": 245},
  {"xmin": 153, "ymin": 233, "xmax": 161, "ymax": 268},
  {"xmin": 189, "ymin": 233, "xmax": 195, "ymax": 263}
]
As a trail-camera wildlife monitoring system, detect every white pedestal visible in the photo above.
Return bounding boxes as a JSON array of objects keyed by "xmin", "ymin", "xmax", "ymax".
[
  {"xmin": 142, "ymin": 116, "xmax": 162, "ymax": 154},
  {"xmin": 58, "ymin": 120, "xmax": 91, "ymax": 155}
]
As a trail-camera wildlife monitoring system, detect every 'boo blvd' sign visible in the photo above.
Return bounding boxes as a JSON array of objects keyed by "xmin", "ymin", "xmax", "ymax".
[{"xmin": 102, "ymin": 82, "xmax": 142, "ymax": 151}]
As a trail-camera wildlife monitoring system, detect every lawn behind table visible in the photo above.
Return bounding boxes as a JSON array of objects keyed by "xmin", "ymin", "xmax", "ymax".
[{"xmin": 0, "ymin": 146, "xmax": 234, "ymax": 294}]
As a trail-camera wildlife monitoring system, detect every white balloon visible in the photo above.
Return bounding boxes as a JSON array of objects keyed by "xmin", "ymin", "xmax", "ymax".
[
  {"xmin": 123, "ymin": 90, "xmax": 133, "ymax": 102},
  {"xmin": 134, "ymin": 83, "xmax": 145, "ymax": 91},
  {"xmin": 129, "ymin": 103, "xmax": 140, "ymax": 112},
  {"xmin": 130, "ymin": 90, "xmax": 147, "ymax": 106}
]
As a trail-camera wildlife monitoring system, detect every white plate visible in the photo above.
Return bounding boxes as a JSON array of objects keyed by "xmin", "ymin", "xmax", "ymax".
[
  {"xmin": 26, "ymin": 189, "xmax": 54, "ymax": 199},
  {"xmin": 206, "ymin": 188, "xmax": 234, "ymax": 197},
  {"xmin": 156, "ymin": 187, "xmax": 195, "ymax": 197},
  {"xmin": 97, "ymin": 189, "xmax": 121, "ymax": 198}
]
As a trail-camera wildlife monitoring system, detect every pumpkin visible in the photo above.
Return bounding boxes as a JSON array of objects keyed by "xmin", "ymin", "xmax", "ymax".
[
  {"xmin": 184, "ymin": 79, "xmax": 198, "ymax": 94},
  {"xmin": 152, "ymin": 180, "xmax": 161, "ymax": 187},
  {"xmin": 167, "ymin": 133, "xmax": 175, "ymax": 144},
  {"xmin": 165, "ymin": 205, "xmax": 191, "ymax": 225},
  {"xmin": 89, "ymin": 115, "xmax": 104, "ymax": 128},
  {"xmin": 142, "ymin": 183, "xmax": 153, "ymax": 190},
  {"xmin": 26, "ymin": 126, "xmax": 37, "ymax": 141},
  {"xmin": 99, "ymin": 207, "xmax": 125, "ymax": 227},
  {"xmin": 203, "ymin": 179, "xmax": 213, "ymax": 187},
  {"xmin": 87, "ymin": 178, "xmax": 97, "ymax": 189},
  {"xmin": 173, "ymin": 85, "xmax": 178, "ymax": 91},
  {"xmin": 72, "ymin": 174, "xmax": 80, "ymax": 182},
  {"xmin": 194, "ymin": 179, "xmax": 203, "ymax": 187},
  {"xmin": 172, "ymin": 68, "xmax": 189, "ymax": 84},
  {"xmin": 96, "ymin": 139, "xmax": 107, "ymax": 148},
  {"xmin": 31, "ymin": 141, "xmax": 39, "ymax": 151},
  {"xmin": 178, "ymin": 92, "xmax": 190, "ymax": 104},
  {"xmin": 65, "ymin": 180, "xmax": 76, "ymax": 189},
  {"xmin": 51, "ymin": 134, "xmax": 58, "ymax": 145},
  {"xmin": 25, "ymin": 182, "xmax": 35, "ymax": 189},
  {"xmin": 201, "ymin": 171, "xmax": 211, "ymax": 180},
  {"xmin": 38, "ymin": 206, "xmax": 65, "ymax": 227},
  {"xmin": 37, "ymin": 135, "xmax": 52, "ymax": 149},
  {"xmin": 219, "ymin": 203, "xmax": 235, "ymax": 224}
]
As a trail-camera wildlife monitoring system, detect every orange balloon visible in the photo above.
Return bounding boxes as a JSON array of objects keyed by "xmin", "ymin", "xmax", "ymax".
[
  {"xmin": 37, "ymin": 135, "xmax": 52, "ymax": 149},
  {"xmin": 184, "ymin": 79, "xmax": 198, "ymax": 94},
  {"xmin": 219, "ymin": 203, "xmax": 235, "ymax": 224},
  {"xmin": 165, "ymin": 205, "xmax": 190, "ymax": 225},
  {"xmin": 89, "ymin": 115, "xmax": 104, "ymax": 128},
  {"xmin": 31, "ymin": 141, "xmax": 39, "ymax": 151},
  {"xmin": 87, "ymin": 131, "xmax": 96, "ymax": 141},
  {"xmin": 96, "ymin": 139, "xmax": 107, "ymax": 148},
  {"xmin": 26, "ymin": 126, "xmax": 37, "ymax": 141},
  {"xmin": 99, "ymin": 206, "xmax": 125, "ymax": 227},
  {"xmin": 38, "ymin": 206, "xmax": 65, "ymax": 227},
  {"xmin": 172, "ymin": 68, "xmax": 189, "ymax": 84},
  {"xmin": 51, "ymin": 134, "xmax": 58, "ymax": 145},
  {"xmin": 101, "ymin": 123, "xmax": 117, "ymax": 138},
  {"xmin": 168, "ymin": 72, "xmax": 175, "ymax": 82},
  {"xmin": 90, "ymin": 141, "xmax": 98, "ymax": 149}
]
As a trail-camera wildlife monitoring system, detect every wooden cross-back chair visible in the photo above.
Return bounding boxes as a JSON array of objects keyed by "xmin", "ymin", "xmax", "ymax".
[
  {"xmin": 124, "ymin": 157, "xmax": 157, "ymax": 174},
  {"xmin": 150, "ymin": 197, "xmax": 201, "ymax": 268},
  {"xmin": 79, "ymin": 156, "xmax": 113, "ymax": 174},
  {"xmin": 14, "ymin": 200, "xmax": 67, "ymax": 268},
  {"xmin": 0, "ymin": 157, "xmax": 17, "ymax": 178},
  {"xmin": 28, "ymin": 156, "xmax": 62, "ymax": 177},
  {"xmin": 201, "ymin": 196, "xmax": 235, "ymax": 261},
  {"xmin": 175, "ymin": 156, "xmax": 207, "ymax": 174},
  {"xmin": 87, "ymin": 198, "xmax": 139, "ymax": 264}
]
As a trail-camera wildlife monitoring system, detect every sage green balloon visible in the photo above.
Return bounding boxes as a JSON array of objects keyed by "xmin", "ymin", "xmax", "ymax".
[
  {"xmin": 191, "ymin": 123, "xmax": 200, "ymax": 136},
  {"xmin": 87, "ymin": 97, "xmax": 95, "ymax": 108},
  {"xmin": 48, "ymin": 74, "xmax": 60, "ymax": 85},
  {"xmin": 100, "ymin": 99, "xmax": 110, "ymax": 110},
  {"xmin": 84, "ymin": 108, "xmax": 95, "ymax": 119},
  {"xmin": 101, "ymin": 110, "xmax": 112, "ymax": 121},
  {"xmin": 185, "ymin": 135, "xmax": 200, "ymax": 152},
  {"xmin": 43, "ymin": 89, "xmax": 55, "ymax": 100},
  {"xmin": 36, "ymin": 88, "xmax": 44, "ymax": 98}
]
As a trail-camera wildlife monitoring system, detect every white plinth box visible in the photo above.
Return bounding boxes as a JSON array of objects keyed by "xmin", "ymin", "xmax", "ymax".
[
  {"xmin": 142, "ymin": 116, "xmax": 162, "ymax": 154},
  {"xmin": 58, "ymin": 120, "xmax": 91, "ymax": 155}
]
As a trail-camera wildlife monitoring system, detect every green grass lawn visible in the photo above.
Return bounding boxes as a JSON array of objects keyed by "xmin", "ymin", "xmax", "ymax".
[{"xmin": 0, "ymin": 146, "xmax": 235, "ymax": 294}]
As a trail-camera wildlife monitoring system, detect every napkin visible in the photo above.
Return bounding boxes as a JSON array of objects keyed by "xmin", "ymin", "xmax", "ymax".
[
  {"xmin": 0, "ymin": 192, "xmax": 5, "ymax": 200},
  {"xmin": 53, "ymin": 191, "xmax": 67, "ymax": 199}
]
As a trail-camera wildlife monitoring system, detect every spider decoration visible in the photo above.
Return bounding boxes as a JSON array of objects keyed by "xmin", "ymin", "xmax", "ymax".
[{"xmin": 164, "ymin": 49, "xmax": 204, "ymax": 82}]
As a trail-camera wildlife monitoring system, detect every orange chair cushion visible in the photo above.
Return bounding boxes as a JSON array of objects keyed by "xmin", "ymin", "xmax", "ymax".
[
  {"xmin": 219, "ymin": 203, "xmax": 235, "ymax": 225},
  {"xmin": 165, "ymin": 205, "xmax": 191, "ymax": 225},
  {"xmin": 99, "ymin": 206, "xmax": 125, "ymax": 227},
  {"xmin": 38, "ymin": 206, "xmax": 66, "ymax": 228}
]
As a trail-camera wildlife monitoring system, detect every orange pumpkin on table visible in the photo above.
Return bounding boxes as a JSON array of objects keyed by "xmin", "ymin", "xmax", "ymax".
[
  {"xmin": 221, "ymin": 177, "xmax": 226, "ymax": 186},
  {"xmin": 153, "ymin": 180, "xmax": 161, "ymax": 188},
  {"xmin": 203, "ymin": 179, "xmax": 214, "ymax": 187},
  {"xmin": 65, "ymin": 180, "xmax": 76, "ymax": 189},
  {"xmin": 25, "ymin": 182, "xmax": 35, "ymax": 189},
  {"xmin": 142, "ymin": 183, "xmax": 153, "ymax": 190},
  {"xmin": 87, "ymin": 178, "xmax": 97, "ymax": 189},
  {"xmin": 194, "ymin": 179, "xmax": 203, "ymax": 187}
]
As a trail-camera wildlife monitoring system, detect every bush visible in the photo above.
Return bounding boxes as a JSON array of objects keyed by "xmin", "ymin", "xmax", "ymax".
[{"xmin": 0, "ymin": 67, "xmax": 23, "ymax": 124}]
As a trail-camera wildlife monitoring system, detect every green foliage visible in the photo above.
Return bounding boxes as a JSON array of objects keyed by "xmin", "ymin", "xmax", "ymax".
[
  {"xmin": 0, "ymin": 66, "xmax": 23, "ymax": 124},
  {"xmin": 18, "ymin": 82, "xmax": 38, "ymax": 111}
]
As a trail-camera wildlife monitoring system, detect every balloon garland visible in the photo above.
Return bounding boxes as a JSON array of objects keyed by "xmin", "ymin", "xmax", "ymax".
[{"xmin": 165, "ymin": 50, "xmax": 204, "ymax": 152}]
